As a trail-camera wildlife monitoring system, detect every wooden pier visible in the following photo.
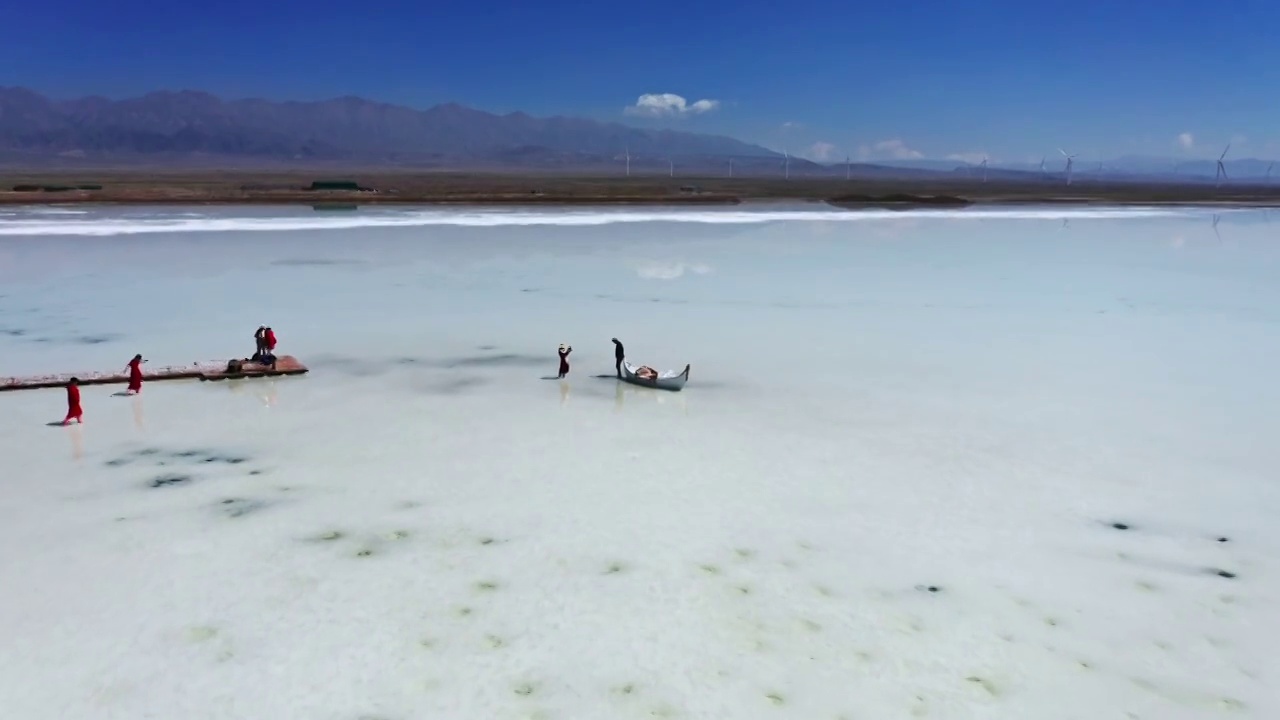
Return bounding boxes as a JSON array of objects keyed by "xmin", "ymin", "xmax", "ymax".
[{"xmin": 1, "ymin": 355, "xmax": 308, "ymax": 392}]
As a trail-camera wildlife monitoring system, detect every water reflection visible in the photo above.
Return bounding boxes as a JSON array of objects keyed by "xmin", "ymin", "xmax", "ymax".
[
  {"xmin": 559, "ymin": 380, "xmax": 570, "ymax": 406},
  {"xmin": 225, "ymin": 378, "xmax": 279, "ymax": 407},
  {"xmin": 68, "ymin": 424, "xmax": 83, "ymax": 461},
  {"xmin": 132, "ymin": 396, "xmax": 144, "ymax": 430},
  {"xmin": 613, "ymin": 380, "xmax": 688, "ymax": 415}
]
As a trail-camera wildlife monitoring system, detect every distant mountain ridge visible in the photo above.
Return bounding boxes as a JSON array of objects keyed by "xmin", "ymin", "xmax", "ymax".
[
  {"xmin": 0, "ymin": 87, "xmax": 1275, "ymax": 184},
  {"xmin": 0, "ymin": 87, "xmax": 778, "ymax": 166}
]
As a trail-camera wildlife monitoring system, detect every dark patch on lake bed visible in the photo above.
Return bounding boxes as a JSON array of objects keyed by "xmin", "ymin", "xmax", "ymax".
[
  {"xmin": 74, "ymin": 334, "xmax": 121, "ymax": 345},
  {"xmin": 150, "ymin": 473, "xmax": 194, "ymax": 488},
  {"xmin": 420, "ymin": 376, "xmax": 488, "ymax": 395},
  {"xmin": 107, "ymin": 446, "xmax": 252, "ymax": 469},
  {"xmin": 436, "ymin": 353, "xmax": 547, "ymax": 369},
  {"xmin": 219, "ymin": 498, "xmax": 268, "ymax": 518},
  {"xmin": 270, "ymin": 258, "xmax": 366, "ymax": 267}
]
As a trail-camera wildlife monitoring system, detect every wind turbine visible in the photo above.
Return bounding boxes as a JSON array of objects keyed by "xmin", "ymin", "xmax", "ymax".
[
  {"xmin": 624, "ymin": 144, "xmax": 630, "ymax": 177},
  {"xmin": 728, "ymin": 158, "xmax": 734, "ymax": 178},
  {"xmin": 1039, "ymin": 157, "xmax": 1046, "ymax": 177},
  {"xmin": 1059, "ymin": 148, "xmax": 1076, "ymax": 185},
  {"xmin": 1267, "ymin": 162, "xmax": 1274, "ymax": 184},
  {"xmin": 783, "ymin": 148, "xmax": 790, "ymax": 180},
  {"xmin": 846, "ymin": 154, "xmax": 851, "ymax": 181},
  {"xmin": 980, "ymin": 155, "xmax": 989, "ymax": 183},
  {"xmin": 668, "ymin": 158, "xmax": 674, "ymax": 178},
  {"xmin": 1215, "ymin": 144, "xmax": 1230, "ymax": 186}
]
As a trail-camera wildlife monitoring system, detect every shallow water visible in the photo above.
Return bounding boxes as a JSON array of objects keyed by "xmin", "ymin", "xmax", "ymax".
[{"xmin": 1, "ymin": 204, "xmax": 1277, "ymax": 719}]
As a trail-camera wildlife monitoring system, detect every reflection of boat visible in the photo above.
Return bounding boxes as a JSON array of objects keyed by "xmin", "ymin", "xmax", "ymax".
[
  {"xmin": 621, "ymin": 361, "xmax": 690, "ymax": 391},
  {"xmin": 615, "ymin": 380, "xmax": 689, "ymax": 414}
]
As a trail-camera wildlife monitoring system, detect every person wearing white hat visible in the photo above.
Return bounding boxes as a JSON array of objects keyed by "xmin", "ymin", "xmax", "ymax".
[{"xmin": 557, "ymin": 343, "xmax": 573, "ymax": 378}]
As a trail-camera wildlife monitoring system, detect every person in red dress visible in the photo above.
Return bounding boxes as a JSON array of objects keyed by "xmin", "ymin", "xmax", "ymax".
[
  {"xmin": 125, "ymin": 354, "xmax": 145, "ymax": 394},
  {"xmin": 557, "ymin": 343, "xmax": 572, "ymax": 378},
  {"xmin": 63, "ymin": 377, "xmax": 83, "ymax": 425}
]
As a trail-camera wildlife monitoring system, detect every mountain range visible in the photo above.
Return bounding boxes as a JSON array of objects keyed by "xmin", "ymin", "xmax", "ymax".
[
  {"xmin": 0, "ymin": 87, "xmax": 1276, "ymax": 183},
  {"xmin": 0, "ymin": 87, "xmax": 775, "ymax": 169}
]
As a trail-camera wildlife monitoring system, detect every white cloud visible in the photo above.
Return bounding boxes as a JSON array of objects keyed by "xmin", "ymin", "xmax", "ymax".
[
  {"xmin": 635, "ymin": 261, "xmax": 712, "ymax": 280},
  {"xmin": 856, "ymin": 139, "xmax": 924, "ymax": 161},
  {"xmin": 1177, "ymin": 132, "xmax": 1194, "ymax": 150},
  {"xmin": 624, "ymin": 93, "xmax": 720, "ymax": 118},
  {"xmin": 806, "ymin": 141, "xmax": 837, "ymax": 162},
  {"xmin": 945, "ymin": 151, "xmax": 988, "ymax": 165}
]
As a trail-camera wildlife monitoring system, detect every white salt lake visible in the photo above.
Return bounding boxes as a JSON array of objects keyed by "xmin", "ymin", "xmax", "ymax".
[{"xmin": 0, "ymin": 203, "xmax": 1278, "ymax": 720}]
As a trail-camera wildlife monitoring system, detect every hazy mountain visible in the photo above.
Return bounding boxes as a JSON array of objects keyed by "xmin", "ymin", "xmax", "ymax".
[
  {"xmin": 2, "ymin": 87, "xmax": 1275, "ymax": 183},
  {"xmin": 866, "ymin": 154, "xmax": 1278, "ymax": 183},
  {"xmin": 0, "ymin": 87, "xmax": 779, "ymax": 167}
]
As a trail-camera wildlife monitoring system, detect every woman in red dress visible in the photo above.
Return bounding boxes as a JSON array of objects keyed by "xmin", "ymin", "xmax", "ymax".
[
  {"xmin": 63, "ymin": 377, "xmax": 83, "ymax": 425},
  {"xmin": 125, "ymin": 354, "xmax": 145, "ymax": 394},
  {"xmin": 557, "ymin": 343, "xmax": 572, "ymax": 378}
]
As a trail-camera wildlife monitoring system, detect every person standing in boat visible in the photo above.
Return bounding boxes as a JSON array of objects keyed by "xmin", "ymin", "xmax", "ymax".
[
  {"xmin": 124, "ymin": 354, "xmax": 146, "ymax": 394},
  {"xmin": 611, "ymin": 337, "xmax": 625, "ymax": 378},
  {"xmin": 62, "ymin": 377, "xmax": 83, "ymax": 425},
  {"xmin": 264, "ymin": 327, "xmax": 278, "ymax": 358},
  {"xmin": 254, "ymin": 326, "xmax": 267, "ymax": 360},
  {"xmin": 557, "ymin": 343, "xmax": 573, "ymax": 379}
]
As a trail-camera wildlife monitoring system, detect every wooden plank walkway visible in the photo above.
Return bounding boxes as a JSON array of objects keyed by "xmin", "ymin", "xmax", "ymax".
[{"xmin": 1, "ymin": 355, "xmax": 308, "ymax": 392}]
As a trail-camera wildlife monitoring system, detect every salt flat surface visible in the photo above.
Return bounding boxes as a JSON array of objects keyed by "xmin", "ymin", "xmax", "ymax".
[{"xmin": 1, "ymin": 204, "xmax": 1278, "ymax": 720}]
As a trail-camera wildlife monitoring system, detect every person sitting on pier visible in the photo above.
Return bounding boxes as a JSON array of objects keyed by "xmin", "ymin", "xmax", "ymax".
[{"xmin": 125, "ymin": 354, "xmax": 146, "ymax": 394}]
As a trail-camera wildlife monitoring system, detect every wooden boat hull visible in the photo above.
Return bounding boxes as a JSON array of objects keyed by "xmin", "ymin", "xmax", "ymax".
[
  {"xmin": 1, "ymin": 355, "xmax": 308, "ymax": 392},
  {"xmin": 621, "ymin": 361, "xmax": 690, "ymax": 391}
]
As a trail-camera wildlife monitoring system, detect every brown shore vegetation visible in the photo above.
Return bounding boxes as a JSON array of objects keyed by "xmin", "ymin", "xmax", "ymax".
[{"xmin": 2, "ymin": 170, "xmax": 1279, "ymax": 207}]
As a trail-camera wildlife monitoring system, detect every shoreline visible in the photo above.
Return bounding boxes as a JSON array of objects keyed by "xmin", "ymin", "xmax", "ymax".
[
  {"xmin": 3, "ymin": 171, "xmax": 1280, "ymax": 209},
  {"xmin": 4, "ymin": 194, "xmax": 1279, "ymax": 210}
]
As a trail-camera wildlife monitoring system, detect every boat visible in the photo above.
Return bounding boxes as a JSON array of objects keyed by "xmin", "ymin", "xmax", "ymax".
[
  {"xmin": 620, "ymin": 361, "xmax": 691, "ymax": 391},
  {"xmin": 0, "ymin": 355, "xmax": 308, "ymax": 392}
]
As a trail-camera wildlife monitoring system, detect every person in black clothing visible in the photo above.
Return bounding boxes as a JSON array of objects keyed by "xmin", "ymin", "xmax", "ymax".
[{"xmin": 611, "ymin": 337, "xmax": 625, "ymax": 378}]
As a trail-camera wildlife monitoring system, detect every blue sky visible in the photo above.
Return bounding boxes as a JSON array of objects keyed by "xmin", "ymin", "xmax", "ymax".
[{"xmin": 3, "ymin": 0, "xmax": 1277, "ymax": 163}]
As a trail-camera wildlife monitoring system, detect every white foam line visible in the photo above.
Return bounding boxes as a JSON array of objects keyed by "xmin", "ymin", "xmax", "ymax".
[{"xmin": 0, "ymin": 206, "xmax": 1193, "ymax": 236}]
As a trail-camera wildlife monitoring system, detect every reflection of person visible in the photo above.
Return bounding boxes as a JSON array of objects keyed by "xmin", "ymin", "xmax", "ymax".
[
  {"xmin": 63, "ymin": 377, "xmax": 83, "ymax": 425},
  {"xmin": 611, "ymin": 337, "xmax": 625, "ymax": 378},
  {"xmin": 557, "ymin": 344, "xmax": 573, "ymax": 378},
  {"xmin": 125, "ymin": 354, "xmax": 145, "ymax": 394}
]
